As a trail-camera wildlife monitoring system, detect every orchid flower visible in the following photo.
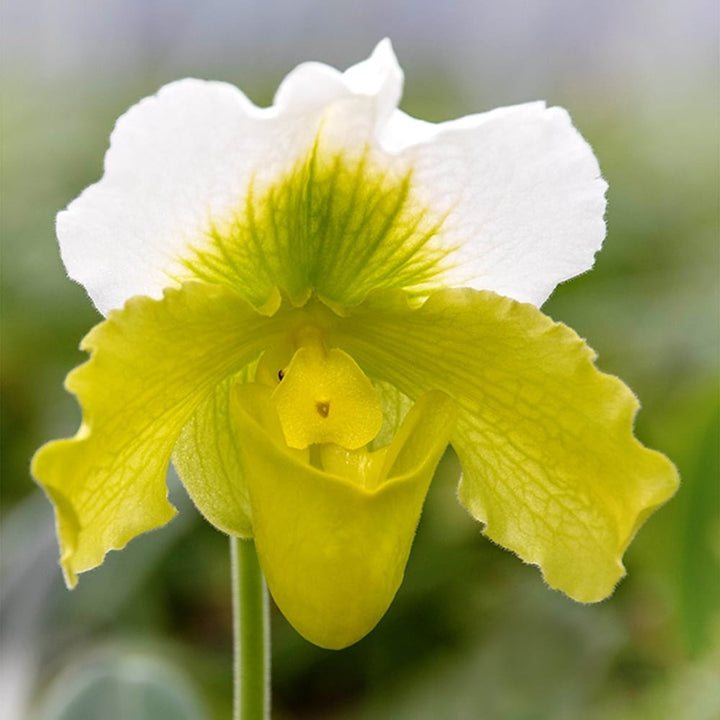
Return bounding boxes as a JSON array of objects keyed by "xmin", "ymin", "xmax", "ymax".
[{"xmin": 32, "ymin": 41, "xmax": 678, "ymax": 650}]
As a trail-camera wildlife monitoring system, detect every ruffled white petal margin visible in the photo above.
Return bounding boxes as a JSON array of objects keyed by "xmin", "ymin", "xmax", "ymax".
[
  {"xmin": 384, "ymin": 102, "xmax": 607, "ymax": 306},
  {"xmin": 58, "ymin": 39, "xmax": 605, "ymax": 315}
]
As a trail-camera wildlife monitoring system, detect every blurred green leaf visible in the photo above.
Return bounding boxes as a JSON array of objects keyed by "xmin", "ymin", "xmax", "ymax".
[
  {"xmin": 34, "ymin": 650, "xmax": 206, "ymax": 720},
  {"xmin": 676, "ymin": 397, "xmax": 720, "ymax": 657}
]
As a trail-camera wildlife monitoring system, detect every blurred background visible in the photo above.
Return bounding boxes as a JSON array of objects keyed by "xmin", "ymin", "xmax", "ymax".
[{"xmin": 1, "ymin": 1, "xmax": 718, "ymax": 718}]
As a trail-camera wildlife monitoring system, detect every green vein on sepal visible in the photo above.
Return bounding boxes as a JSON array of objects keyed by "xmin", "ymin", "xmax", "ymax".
[{"xmin": 181, "ymin": 133, "xmax": 452, "ymax": 309}]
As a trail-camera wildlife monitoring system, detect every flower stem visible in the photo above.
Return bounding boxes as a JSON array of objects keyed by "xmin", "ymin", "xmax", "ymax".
[{"xmin": 231, "ymin": 537, "xmax": 271, "ymax": 720}]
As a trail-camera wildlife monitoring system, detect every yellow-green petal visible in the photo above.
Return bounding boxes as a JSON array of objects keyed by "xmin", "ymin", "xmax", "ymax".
[
  {"xmin": 172, "ymin": 368, "xmax": 255, "ymax": 538},
  {"xmin": 31, "ymin": 282, "xmax": 288, "ymax": 587},
  {"xmin": 330, "ymin": 288, "xmax": 679, "ymax": 602},
  {"xmin": 231, "ymin": 383, "xmax": 456, "ymax": 649}
]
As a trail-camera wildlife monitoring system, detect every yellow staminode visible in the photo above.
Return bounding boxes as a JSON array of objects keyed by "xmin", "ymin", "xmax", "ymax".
[{"xmin": 272, "ymin": 329, "xmax": 383, "ymax": 450}]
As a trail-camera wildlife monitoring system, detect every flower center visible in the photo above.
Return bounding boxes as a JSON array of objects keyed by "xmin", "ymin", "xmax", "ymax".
[{"xmin": 270, "ymin": 328, "xmax": 383, "ymax": 450}]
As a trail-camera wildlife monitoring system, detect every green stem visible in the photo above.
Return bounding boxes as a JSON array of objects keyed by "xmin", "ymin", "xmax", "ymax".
[{"xmin": 231, "ymin": 537, "xmax": 271, "ymax": 720}]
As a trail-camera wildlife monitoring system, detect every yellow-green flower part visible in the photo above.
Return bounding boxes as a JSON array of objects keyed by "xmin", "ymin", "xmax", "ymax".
[{"xmin": 33, "ymin": 41, "xmax": 678, "ymax": 649}]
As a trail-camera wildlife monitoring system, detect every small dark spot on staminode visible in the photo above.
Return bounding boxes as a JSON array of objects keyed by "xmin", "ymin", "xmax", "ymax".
[
  {"xmin": 315, "ymin": 401, "xmax": 330, "ymax": 418},
  {"xmin": 277, "ymin": 369, "xmax": 285, "ymax": 381}
]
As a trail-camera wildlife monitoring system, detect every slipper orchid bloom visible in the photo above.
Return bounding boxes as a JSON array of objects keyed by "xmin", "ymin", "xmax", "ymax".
[{"xmin": 33, "ymin": 41, "xmax": 678, "ymax": 650}]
